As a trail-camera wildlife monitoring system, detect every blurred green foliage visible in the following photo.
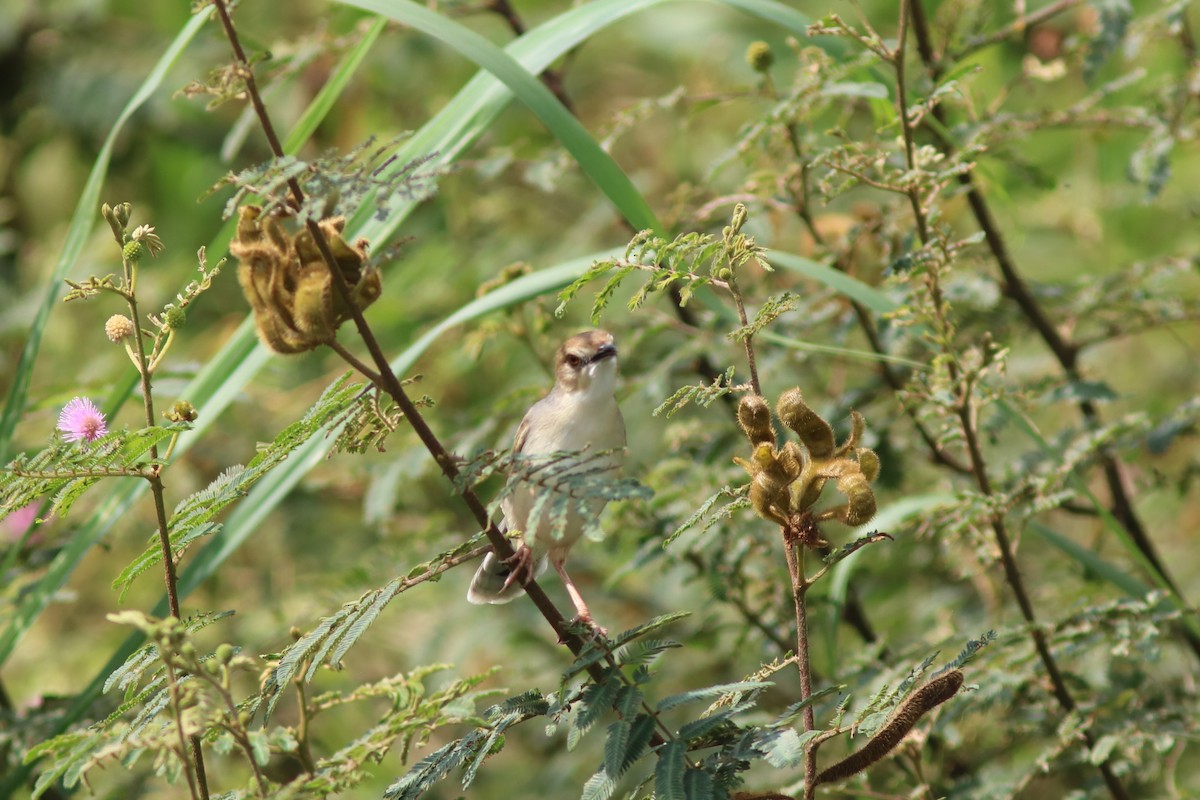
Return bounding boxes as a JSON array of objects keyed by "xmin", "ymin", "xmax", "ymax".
[{"xmin": 2, "ymin": 0, "xmax": 1200, "ymax": 798}]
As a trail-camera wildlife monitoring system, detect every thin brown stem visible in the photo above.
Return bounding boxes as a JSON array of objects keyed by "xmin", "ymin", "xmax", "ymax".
[
  {"xmin": 895, "ymin": 0, "xmax": 929, "ymax": 246},
  {"xmin": 956, "ymin": 393, "xmax": 1130, "ymax": 800},
  {"xmin": 948, "ymin": 0, "xmax": 1082, "ymax": 62},
  {"xmin": 725, "ymin": 270, "xmax": 762, "ymax": 396},
  {"xmin": 782, "ymin": 526, "xmax": 817, "ymax": 799},
  {"xmin": 210, "ymin": 0, "xmax": 601, "ymax": 671},
  {"xmin": 124, "ymin": 260, "xmax": 209, "ymax": 799}
]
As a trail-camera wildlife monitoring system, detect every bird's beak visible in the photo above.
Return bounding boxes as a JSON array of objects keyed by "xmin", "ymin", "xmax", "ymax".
[{"xmin": 591, "ymin": 343, "xmax": 618, "ymax": 364}]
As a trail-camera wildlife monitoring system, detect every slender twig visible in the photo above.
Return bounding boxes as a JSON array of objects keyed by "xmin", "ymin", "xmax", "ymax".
[
  {"xmin": 955, "ymin": 385, "xmax": 1130, "ymax": 800},
  {"xmin": 724, "ymin": 269, "xmax": 761, "ymax": 396},
  {"xmin": 948, "ymin": 0, "xmax": 1081, "ymax": 62}
]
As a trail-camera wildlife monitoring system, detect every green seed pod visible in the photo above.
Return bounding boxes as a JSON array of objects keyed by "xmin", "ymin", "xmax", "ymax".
[
  {"xmin": 836, "ymin": 411, "xmax": 865, "ymax": 455},
  {"xmin": 164, "ymin": 306, "xmax": 186, "ymax": 330},
  {"xmin": 737, "ymin": 395, "xmax": 775, "ymax": 446},
  {"xmin": 777, "ymin": 388, "xmax": 834, "ymax": 458},
  {"xmin": 777, "ymin": 441, "xmax": 803, "ymax": 481},
  {"xmin": 857, "ymin": 448, "xmax": 880, "ymax": 483},
  {"xmin": 837, "ymin": 472, "xmax": 877, "ymax": 526},
  {"xmin": 123, "ymin": 240, "xmax": 144, "ymax": 263},
  {"xmin": 746, "ymin": 41, "xmax": 774, "ymax": 73},
  {"xmin": 793, "ymin": 474, "xmax": 826, "ymax": 512}
]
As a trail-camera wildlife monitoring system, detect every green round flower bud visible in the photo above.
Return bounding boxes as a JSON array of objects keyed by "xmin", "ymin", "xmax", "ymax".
[
  {"xmin": 164, "ymin": 400, "xmax": 198, "ymax": 424},
  {"xmin": 105, "ymin": 314, "xmax": 135, "ymax": 343},
  {"xmin": 746, "ymin": 41, "xmax": 774, "ymax": 73},
  {"xmin": 216, "ymin": 643, "xmax": 234, "ymax": 665},
  {"xmin": 164, "ymin": 306, "xmax": 186, "ymax": 330},
  {"xmin": 123, "ymin": 240, "xmax": 144, "ymax": 262}
]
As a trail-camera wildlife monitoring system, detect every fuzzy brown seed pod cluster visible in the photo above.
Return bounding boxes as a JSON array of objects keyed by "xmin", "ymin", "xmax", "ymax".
[
  {"xmin": 230, "ymin": 205, "xmax": 381, "ymax": 354},
  {"xmin": 734, "ymin": 389, "xmax": 880, "ymax": 540}
]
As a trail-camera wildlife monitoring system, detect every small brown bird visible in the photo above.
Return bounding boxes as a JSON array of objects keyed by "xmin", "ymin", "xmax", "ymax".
[{"xmin": 467, "ymin": 330, "xmax": 626, "ymax": 628}]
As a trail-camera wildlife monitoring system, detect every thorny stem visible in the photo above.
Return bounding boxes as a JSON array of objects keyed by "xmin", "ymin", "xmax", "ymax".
[
  {"xmin": 209, "ymin": 0, "xmax": 602, "ymax": 674},
  {"xmin": 906, "ymin": 0, "xmax": 1200, "ymax": 663},
  {"xmin": 123, "ymin": 254, "xmax": 210, "ymax": 799},
  {"xmin": 895, "ymin": 7, "xmax": 1130, "ymax": 797}
]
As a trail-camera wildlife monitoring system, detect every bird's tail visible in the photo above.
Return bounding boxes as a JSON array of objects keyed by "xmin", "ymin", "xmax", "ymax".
[{"xmin": 466, "ymin": 549, "xmax": 547, "ymax": 604}]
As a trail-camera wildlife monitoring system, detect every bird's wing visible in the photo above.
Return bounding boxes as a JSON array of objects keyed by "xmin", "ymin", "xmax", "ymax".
[{"xmin": 511, "ymin": 412, "xmax": 533, "ymax": 455}]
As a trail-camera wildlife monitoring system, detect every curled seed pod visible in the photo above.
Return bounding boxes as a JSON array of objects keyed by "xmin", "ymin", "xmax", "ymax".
[
  {"xmin": 777, "ymin": 388, "xmax": 834, "ymax": 458},
  {"xmin": 857, "ymin": 448, "xmax": 881, "ymax": 483},
  {"xmin": 837, "ymin": 472, "xmax": 877, "ymax": 526},
  {"xmin": 737, "ymin": 395, "xmax": 775, "ymax": 446},
  {"xmin": 835, "ymin": 410, "xmax": 866, "ymax": 456},
  {"xmin": 816, "ymin": 671, "xmax": 964, "ymax": 786},
  {"xmin": 794, "ymin": 474, "xmax": 826, "ymax": 512},
  {"xmin": 777, "ymin": 441, "xmax": 804, "ymax": 482},
  {"xmin": 750, "ymin": 474, "xmax": 791, "ymax": 526}
]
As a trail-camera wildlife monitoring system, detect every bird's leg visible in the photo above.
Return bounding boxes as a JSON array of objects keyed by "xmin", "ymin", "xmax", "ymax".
[
  {"xmin": 500, "ymin": 542, "xmax": 536, "ymax": 592},
  {"xmin": 552, "ymin": 558, "xmax": 606, "ymax": 637}
]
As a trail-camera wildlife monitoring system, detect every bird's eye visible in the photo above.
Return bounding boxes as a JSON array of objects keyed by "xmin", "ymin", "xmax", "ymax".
[{"xmin": 565, "ymin": 354, "xmax": 583, "ymax": 369}]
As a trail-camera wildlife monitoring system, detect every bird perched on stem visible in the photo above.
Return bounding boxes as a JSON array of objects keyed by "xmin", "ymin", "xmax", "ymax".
[{"xmin": 467, "ymin": 330, "xmax": 626, "ymax": 631}]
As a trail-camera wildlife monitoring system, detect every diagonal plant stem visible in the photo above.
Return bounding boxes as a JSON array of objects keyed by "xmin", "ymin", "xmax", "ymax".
[
  {"xmin": 208, "ymin": 0, "xmax": 600, "ymax": 670},
  {"xmin": 894, "ymin": 5, "xmax": 1129, "ymax": 797},
  {"xmin": 907, "ymin": 0, "xmax": 1200, "ymax": 664}
]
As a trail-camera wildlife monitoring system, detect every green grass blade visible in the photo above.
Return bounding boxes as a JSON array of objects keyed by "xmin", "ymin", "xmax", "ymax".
[
  {"xmin": 287, "ymin": 16, "xmax": 387, "ymax": 151},
  {"xmin": 1025, "ymin": 521, "xmax": 1152, "ymax": 598},
  {"xmin": 0, "ymin": 12, "xmax": 210, "ymax": 461},
  {"xmin": 768, "ymin": 251, "xmax": 897, "ymax": 316},
  {"xmin": 336, "ymin": 0, "xmax": 663, "ymax": 235}
]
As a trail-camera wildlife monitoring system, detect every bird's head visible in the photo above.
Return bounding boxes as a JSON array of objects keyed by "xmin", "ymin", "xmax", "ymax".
[{"xmin": 554, "ymin": 330, "xmax": 619, "ymax": 397}]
